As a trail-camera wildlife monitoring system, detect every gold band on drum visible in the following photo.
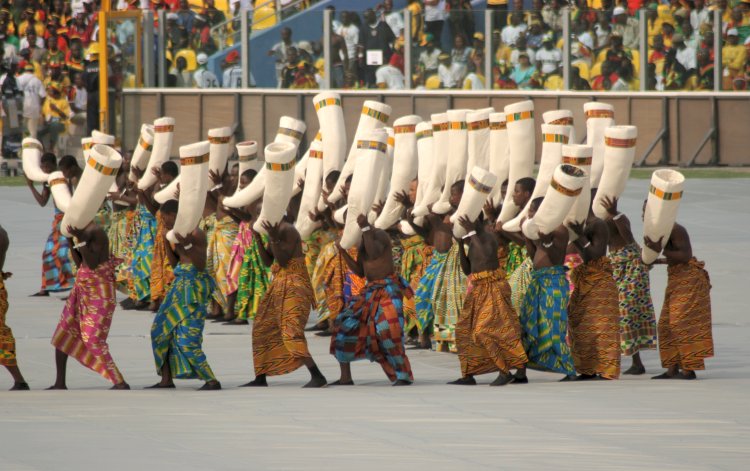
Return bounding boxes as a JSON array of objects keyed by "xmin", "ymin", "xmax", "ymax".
[
  {"xmin": 548, "ymin": 117, "xmax": 573, "ymax": 125},
  {"xmin": 314, "ymin": 97, "xmax": 341, "ymax": 110},
  {"xmin": 309, "ymin": 149, "xmax": 323, "ymax": 159},
  {"xmin": 362, "ymin": 106, "xmax": 389, "ymax": 124},
  {"xmin": 83, "ymin": 142, "xmax": 93, "ymax": 150},
  {"xmin": 265, "ymin": 160, "xmax": 295, "ymax": 171},
  {"xmin": 394, "ymin": 124, "xmax": 416, "ymax": 134},
  {"xmin": 449, "ymin": 121, "xmax": 467, "ymax": 130},
  {"xmin": 278, "ymin": 127, "xmax": 304, "ymax": 141},
  {"xmin": 490, "ymin": 122, "xmax": 507, "ymax": 130},
  {"xmin": 154, "ymin": 124, "xmax": 174, "ymax": 133},
  {"xmin": 416, "ymin": 129, "xmax": 433, "ymax": 139},
  {"xmin": 139, "ymin": 137, "xmax": 153, "ymax": 151},
  {"xmin": 604, "ymin": 136, "xmax": 636, "ymax": 148},
  {"xmin": 585, "ymin": 109, "xmax": 614, "ymax": 119},
  {"xmin": 506, "ymin": 110, "xmax": 533, "ymax": 122},
  {"xmin": 542, "ymin": 133, "xmax": 569, "ymax": 144},
  {"xmin": 550, "ymin": 178, "xmax": 582, "ymax": 196},
  {"xmin": 180, "ymin": 153, "xmax": 210, "ymax": 166},
  {"xmin": 469, "ymin": 175, "xmax": 493, "ymax": 194},
  {"xmin": 238, "ymin": 152, "xmax": 257, "ymax": 162},
  {"xmin": 562, "ymin": 156, "xmax": 592, "ymax": 166},
  {"xmin": 315, "ymin": 131, "xmax": 322, "ymax": 140},
  {"xmin": 387, "ymin": 137, "xmax": 395, "ymax": 147},
  {"xmin": 23, "ymin": 141, "xmax": 43, "ymax": 151},
  {"xmin": 649, "ymin": 185, "xmax": 683, "ymax": 201},
  {"xmin": 356, "ymin": 140, "xmax": 388, "ymax": 153},
  {"xmin": 468, "ymin": 119, "xmax": 490, "ymax": 131},
  {"xmin": 433, "ymin": 122, "xmax": 449, "ymax": 132},
  {"xmin": 208, "ymin": 136, "xmax": 231, "ymax": 144},
  {"xmin": 49, "ymin": 178, "xmax": 67, "ymax": 186},
  {"xmin": 86, "ymin": 157, "xmax": 118, "ymax": 176}
]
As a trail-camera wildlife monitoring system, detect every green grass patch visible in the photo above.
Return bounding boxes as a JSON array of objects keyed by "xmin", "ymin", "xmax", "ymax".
[
  {"xmin": 630, "ymin": 168, "xmax": 750, "ymax": 179},
  {"xmin": 0, "ymin": 176, "xmax": 29, "ymax": 187}
]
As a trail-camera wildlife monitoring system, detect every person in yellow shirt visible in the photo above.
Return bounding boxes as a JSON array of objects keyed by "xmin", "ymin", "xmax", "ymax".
[
  {"xmin": 408, "ymin": 0, "xmax": 425, "ymax": 45},
  {"xmin": 722, "ymin": 29, "xmax": 747, "ymax": 88},
  {"xmin": 646, "ymin": 4, "xmax": 663, "ymax": 47},
  {"xmin": 39, "ymin": 82, "xmax": 72, "ymax": 154}
]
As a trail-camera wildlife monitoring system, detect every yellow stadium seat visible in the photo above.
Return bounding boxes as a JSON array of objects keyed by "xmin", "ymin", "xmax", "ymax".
[
  {"xmin": 573, "ymin": 61, "xmax": 590, "ymax": 80},
  {"xmin": 175, "ymin": 49, "xmax": 198, "ymax": 72}
]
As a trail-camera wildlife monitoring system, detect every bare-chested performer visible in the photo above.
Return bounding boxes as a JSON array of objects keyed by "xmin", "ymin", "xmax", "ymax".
[
  {"xmin": 331, "ymin": 214, "xmax": 414, "ymax": 386},
  {"xmin": 645, "ymin": 217, "xmax": 714, "ymax": 380},
  {"xmin": 48, "ymin": 222, "xmax": 129, "ymax": 390},
  {"xmin": 243, "ymin": 217, "xmax": 327, "ymax": 388},
  {"xmin": 0, "ymin": 226, "xmax": 29, "ymax": 390},
  {"xmin": 450, "ymin": 214, "xmax": 528, "ymax": 386},
  {"xmin": 207, "ymin": 166, "xmax": 240, "ymax": 322}
]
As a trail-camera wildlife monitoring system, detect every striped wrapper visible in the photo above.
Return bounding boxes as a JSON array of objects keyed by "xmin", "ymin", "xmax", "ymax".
[
  {"xmin": 490, "ymin": 122, "xmax": 507, "ymax": 130},
  {"xmin": 433, "ymin": 122, "xmax": 449, "ymax": 132},
  {"xmin": 49, "ymin": 178, "xmax": 67, "ymax": 186},
  {"xmin": 548, "ymin": 117, "xmax": 573, "ymax": 125},
  {"xmin": 23, "ymin": 141, "xmax": 43, "ymax": 151}
]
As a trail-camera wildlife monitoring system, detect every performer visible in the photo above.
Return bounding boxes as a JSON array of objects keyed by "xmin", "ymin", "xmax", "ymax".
[
  {"xmin": 148, "ymin": 200, "xmax": 221, "ymax": 390},
  {"xmin": 331, "ymin": 214, "xmax": 414, "ymax": 386},
  {"xmin": 244, "ymin": 218, "xmax": 327, "ymax": 388},
  {"xmin": 450, "ymin": 215, "xmax": 528, "ymax": 386},
  {"xmin": 148, "ymin": 162, "xmax": 179, "ymax": 311},
  {"xmin": 499, "ymin": 177, "xmax": 535, "ymax": 276},
  {"xmin": 48, "ymin": 222, "xmax": 129, "ymax": 390},
  {"xmin": 207, "ymin": 167, "xmax": 240, "ymax": 321},
  {"xmin": 106, "ymin": 153, "xmax": 137, "ymax": 295},
  {"xmin": 645, "ymin": 220, "xmax": 714, "ymax": 380},
  {"xmin": 601, "ymin": 196, "xmax": 657, "ymax": 375},
  {"xmin": 567, "ymin": 206, "xmax": 622, "ymax": 381},
  {"xmin": 517, "ymin": 198, "xmax": 576, "ymax": 382},
  {"xmin": 58, "ymin": 155, "xmax": 83, "ymax": 189},
  {"xmin": 0, "ymin": 226, "xmax": 30, "ymax": 390},
  {"xmin": 26, "ymin": 153, "xmax": 74, "ymax": 296}
]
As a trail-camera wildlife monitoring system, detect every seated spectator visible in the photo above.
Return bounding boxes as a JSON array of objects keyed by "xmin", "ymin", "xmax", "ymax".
[
  {"xmin": 682, "ymin": 22, "xmax": 699, "ymax": 52},
  {"xmin": 419, "ymin": 33, "xmax": 442, "ymax": 77},
  {"xmin": 192, "ymin": 15, "xmax": 217, "ymax": 56},
  {"xmin": 661, "ymin": 20, "xmax": 676, "ymax": 48},
  {"xmin": 672, "ymin": 34, "xmax": 696, "ymax": 75},
  {"xmin": 376, "ymin": 54, "xmax": 406, "ymax": 90},
  {"xmin": 606, "ymin": 34, "xmax": 634, "ymax": 67},
  {"xmin": 406, "ymin": 0, "xmax": 424, "ymax": 46},
  {"xmin": 593, "ymin": 11, "xmax": 612, "ymax": 52},
  {"xmin": 649, "ymin": 34, "xmax": 670, "ymax": 78},
  {"xmin": 493, "ymin": 29, "xmax": 512, "ymax": 64},
  {"xmin": 612, "ymin": 6, "xmax": 639, "ymax": 50},
  {"xmin": 510, "ymin": 51, "xmax": 536, "ymax": 89},
  {"xmin": 663, "ymin": 49, "xmax": 688, "ymax": 90},
  {"xmin": 510, "ymin": 35, "xmax": 535, "ymax": 68},
  {"xmin": 204, "ymin": 0, "xmax": 226, "ymax": 27},
  {"xmin": 526, "ymin": 20, "xmax": 545, "ymax": 50},
  {"xmin": 65, "ymin": 39, "xmax": 85, "ymax": 82},
  {"xmin": 450, "ymin": 33, "xmax": 473, "ymax": 79},
  {"xmin": 611, "ymin": 59, "xmax": 638, "ymax": 91},
  {"xmin": 570, "ymin": 64, "xmax": 591, "ymax": 90},
  {"xmin": 695, "ymin": 49, "xmax": 714, "ymax": 90},
  {"xmin": 493, "ymin": 59, "xmax": 517, "ymax": 89},
  {"xmin": 437, "ymin": 52, "xmax": 462, "ymax": 88},
  {"xmin": 169, "ymin": 56, "xmax": 191, "ymax": 87},
  {"xmin": 338, "ymin": 12, "xmax": 360, "ymax": 85},
  {"xmin": 724, "ymin": 8, "xmax": 750, "ymax": 45},
  {"xmin": 722, "ymin": 29, "xmax": 747, "ymax": 89},
  {"xmin": 462, "ymin": 60, "xmax": 485, "ymax": 89},
  {"xmin": 502, "ymin": 12, "xmax": 527, "ymax": 47},
  {"xmin": 536, "ymin": 32, "xmax": 562, "ymax": 76},
  {"xmin": 645, "ymin": 3, "xmax": 663, "ymax": 47},
  {"xmin": 68, "ymin": 12, "xmax": 92, "ymax": 47},
  {"xmin": 39, "ymin": 81, "xmax": 71, "ymax": 153},
  {"xmin": 470, "ymin": 32, "xmax": 484, "ymax": 66},
  {"xmin": 571, "ymin": 20, "xmax": 595, "ymax": 67},
  {"xmin": 591, "ymin": 60, "xmax": 618, "ymax": 90}
]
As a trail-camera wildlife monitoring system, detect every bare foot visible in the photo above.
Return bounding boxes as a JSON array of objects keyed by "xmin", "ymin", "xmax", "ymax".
[
  {"xmin": 329, "ymin": 379, "xmax": 354, "ymax": 386},
  {"xmin": 448, "ymin": 376, "xmax": 476, "ymax": 385},
  {"xmin": 392, "ymin": 380, "xmax": 412, "ymax": 386},
  {"xmin": 45, "ymin": 384, "xmax": 67, "ymax": 390},
  {"xmin": 302, "ymin": 376, "xmax": 328, "ymax": 388},
  {"xmin": 559, "ymin": 375, "xmax": 577, "ymax": 382},
  {"xmin": 651, "ymin": 372, "xmax": 678, "ymax": 380},
  {"xmin": 489, "ymin": 372, "xmax": 514, "ymax": 386},
  {"xmin": 623, "ymin": 364, "xmax": 646, "ymax": 375},
  {"xmin": 10, "ymin": 382, "xmax": 30, "ymax": 391},
  {"xmin": 198, "ymin": 380, "xmax": 222, "ymax": 390},
  {"xmin": 144, "ymin": 382, "xmax": 175, "ymax": 389},
  {"xmin": 30, "ymin": 290, "xmax": 49, "ymax": 297},
  {"xmin": 676, "ymin": 370, "xmax": 697, "ymax": 380},
  {"xmin": 228, "ymin": 319, "xmax": 249, "ymax": 325},
  {"xmin": 240, "ymin": 377, "xmax": 268, "ymax": 387},
  {"xmin": 110, "ymin": 382, "xmax": 131, "ymax": 390}
]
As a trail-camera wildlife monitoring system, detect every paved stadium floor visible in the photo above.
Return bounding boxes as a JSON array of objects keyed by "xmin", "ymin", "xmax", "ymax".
[{"xmin": 0, "ymin": 179, "xmax": 748, "ymax": 471}]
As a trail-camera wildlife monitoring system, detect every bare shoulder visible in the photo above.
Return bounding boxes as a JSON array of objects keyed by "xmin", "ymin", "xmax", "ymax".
[
  {"xmin": 670, "ymin": 222, "xmax": 690, "ymax": 244},
  {"xmin": 0, "ymin": 226, "xmax": 8, "ymax": 247}
]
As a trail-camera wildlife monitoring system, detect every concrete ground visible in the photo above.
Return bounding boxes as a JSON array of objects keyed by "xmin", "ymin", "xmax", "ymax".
[{"xmin": 0, "ymin": 179, "xmax": 748, "ymax": 471}]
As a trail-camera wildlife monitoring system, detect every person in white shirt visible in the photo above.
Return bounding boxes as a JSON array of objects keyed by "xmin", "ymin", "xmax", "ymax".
[
  {"xmin": 380, "ymin": 0, "xmax": 404, "ymax": 38},
  {"xmin": 672, "ymin": 34, "xmax": 696, "ymax": 72},
  {"xmin": 437, "ymin": 53, "xmax": 462, "ymax": 88},
  {"xmin": 501, "ymin": 12, "xmax": 527, "ymax": 47},
  {"xmin": 19, "ymin": 32, "xmax": 45, "ymax": 52},
  {"xmin": 338, "ymin": 11, "xmax": 360, "ymax": 81},
  {"xmin": 690, "ymin": 0, "xmax": 710, "ymax": 31},
  {"xmin": 267, "ymin": 27, "xmax": 296, "ymax": 88},
  {"xmin": 69, "ymin": 73, "xmax": 88, "ymax": 136},
  {"xmin": 16, "ymin": 64, "xmax": 45, "ymax": 139},
  {"xmin": 535, "ymin": 34, "xmax": 562, "ymax": 75},
  {"xmin": 419, "ymin": 33, "xmax": 442, "ymax": 76},
  {"xmin": 193, "ymin": 53, "xmax": 220, "ymax": 88},
  {"xmin": 375, "ymin": 56, "xmax": 405, "ymax": 89}
]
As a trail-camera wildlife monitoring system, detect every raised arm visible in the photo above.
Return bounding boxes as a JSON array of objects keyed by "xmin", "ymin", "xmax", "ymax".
[
  {"xmin": 337, "ymin": 241, "xmax": 364, "ymax": 278},
  {"xmin": 26, "ymin": 177, "xmax": 50, "ymax": 206},
  {"xmin": 601, "ymin": 196, "xmax": 635, "ymax": 244}
]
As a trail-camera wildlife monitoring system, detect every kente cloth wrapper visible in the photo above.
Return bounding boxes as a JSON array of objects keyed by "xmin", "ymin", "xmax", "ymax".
[
  {"xmin": 488, "ymin": 113, "xmax": 510, "ymax": 207},
  {"xmin": 610, "ymin": 243, "xmax": 657, "ymax": 355},
  {"xmin": 314, "ymin": 92, "xmax": 347, "ymax": 180},
  {"xmin": 199, "ymin": 214, "xmax": 217, "ymax": 248},
  {"xmin": 504, "ymin": 123, "xmax": 571, "ymax": 233},
  {"xmin": 521, "ymin": 164, "xmax": 586, "ymax": 240},
  {"xmin": 51, "ymin": 258, "xmax": 125, "ymax": 385},
  {"xmin": 151, "ymin": 263, "xmax": 217, "ymax": 381},
  {"xmin": 413, "ymin": 113, "xmax": 449, "ymax": 217},
  {"xmin": 206, "ymin": 215, "xmax": 238, "ymax": 313},
  {"xmin": 61, "ymin": 144, "xmax": 122, "ymax": 237},
  {"xmin": 131, "ymin": 204, "xmax": 157, "ymax": 302},
  {"xmin": 497, "ymin": 244, "xmax": 510, "ymax": 278},
  {"xmin": 433, "ymin": 109, "xmax": 471, "ymax": 215},
  {"xmin": 234, "ymin": 234, "xmax": 271, "ymax": 321},
  {"xmin": 456, "ymin": 269, "xmax": 528, "ymax": 377},
  {"xmin": 584, "ymin": 102, "xmax": 615, "ymax": 188},
  {"xmin": 505, "ymin": 241, "xmax": 528, "ymax": 277},
  {"xmin": 129, "ymin": 124, "xmax": 155, "ymax": 182},
  {"xmin": 154, "ymin": 176, "xmax": 180, "ymax": 205},
  {"xmin": 520, "ymin": 265, "xmax": 576, "ymax": 375},
  {"xmin": 296, "ymin": 138, "xmax": 325, "ymax": 239},
  {"xmin": 498, "ymin": 100, "xmax": 535, "ymax": 224},
  {"xmin": 21, "ymin": 137, "xmax": 47, "ymax": 182},
  {"xmin": 568, "ymin": 256, "xmax": 622, "ymax": 379},
  {"xmin": 167, "ymin": 141, "xmax": 210, "ymax": 244},
  {"xmin": 432, "ymin": 243, "xmax": 468, "ymax": 353},
  {"xmin": 415, "ymin": 250, "xmax": 448, "ymax": 334},
  {"xmin": 329, "ymin": 100, "xmax": 391, "ymax": 204},
  {"xmin": 561, "ymin": 144, "xmax": 593, "ymax": 241},
  {"xmin": 375, "ymin": 115, "xmax": 421, "ymax": 230},
  {"xmin": 641, "ymin": 169, "xmax": 685, "ymax": 264},
  {"xmin": 138, "ymin": 117, "xmax": 174, "ymax": 190},
  {"xmin": 0, "ymin": 278, "xmax": 17, "ymax": 366},
  {"xmin": 543, "ymin": 109, "xmax": 576, "ymax": 145},
  {"xmin": 371, "ymin": 127, "xmax": 394, "ymax": 221},
  {"xmin": 340, "ymin": 129, "xmax": 388, "ymax": 249},
  {"xmin": 564, "ymin": 253, "xmax": 583, "ymax": 293},
  {"xmin": 400, "ymin": 235, "xmax": 433, "ymax": 332},
  {"xmin": 466, "ymin": 108, "xmax": 492, "ymax": 174},
  {"xmin": 410, "ymin": 121, "xmax": 434, "ymax": 227},
  {"xmin": 315, "ymin": 242, "xmax": 365, "ymax": 324},
  {"xmin": 252, "ymin": 141, "xmax": 298, "ymax": 235},
  {"xmin": 150, "ymin": 211, "xmax": 174, "ymax": 302},
  {"xmin": 233, "ymin": 140, "xmax": 260, "ymax": 193},
  {"xmin": 332, "ymin": 275, "xmax": 414, "ymax": 383},
  {"xmin": 509, "ymin": 257, "xmax": 533, "ymax": 315},
  {"xmin": 207, "ymin": 126, "xmax": 232, "ymax": 178},
  {"xmin": 252, "ymin": 257, "xmax": 315, "ymax": 377},
  {"xmin": 120, "ymin": 209, "xmax": 140, "ymax": 295},
  {"xmin": 592, "ymin": 125, "xmax": 637, "ymax": 219},
  {"xmin": 658, "ymin": 258, "xmax": 714, "ymax": 371},
  {"xmin": 227, "ymin": 220, "xmax": 253, "ymax": 294},
  {"xmin": 41, "ymin": 210, "xmax": 75, "ymax": 292},
  {"xmin": 303, "ymin": 227, "xmax": 336, "ymax": 280},
  {"xmin": 451, "ymin": 166, "xmax": 497, "ymax": 239},
  {"xmin": 48, "ymin": 171, "xmax": 71, "ymax": 213},
  {"xmin": 107, "ymin": 209, "xmax": 129, "ymax": 284}
]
